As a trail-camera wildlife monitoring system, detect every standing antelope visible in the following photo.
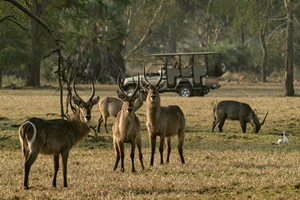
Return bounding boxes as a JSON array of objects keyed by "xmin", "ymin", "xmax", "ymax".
[
  {"xmin": 112, "ymin": 75, "xmax": 144, "ymax": 172},
  {"xmin": 212, "ymin": 100, "xmax": 268, "ymax": 133},
  {"xmin": 18, "ymin": 78, "xmax": 99, "ymax": 189},
  {"xmin": 143, "ymin": 68, "xmax": 186, "ymax": 166},
  {"xmin": 96, "ymin": 89, "xmax": 145, "ymax": 134},
  {"xmin": 97, "ymin": 96, "xmax": 122, "ymax": 134}
]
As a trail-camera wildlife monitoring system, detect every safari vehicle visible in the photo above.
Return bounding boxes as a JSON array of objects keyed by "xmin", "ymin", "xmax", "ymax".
[{"xmin": 122, "ymin": 52, "xmax": 226, "ymax": 97}]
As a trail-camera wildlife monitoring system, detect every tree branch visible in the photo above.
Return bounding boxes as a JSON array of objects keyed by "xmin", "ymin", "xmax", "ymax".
[
  {"xmin": 124, "ymin": 0, "xmax": 166, "ymax": 60},
  {"xmin": 4, "ymin": 0, "xmax": 52, "ymax": 34},
  {"xmin": 0, "ymin": 14, "xmax": 28, "ymax": 31},
  {"xmin": 4, "ymin": 0, "xmax": 72, "ymax": 119}
]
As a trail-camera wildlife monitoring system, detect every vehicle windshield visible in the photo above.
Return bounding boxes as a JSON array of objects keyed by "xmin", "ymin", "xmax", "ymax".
[{"xmin": 144, "ymin": 63, "xmax": 163, "ymax": 75}]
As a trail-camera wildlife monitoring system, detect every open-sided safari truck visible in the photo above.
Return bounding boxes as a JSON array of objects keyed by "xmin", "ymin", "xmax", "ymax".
[{"xmin": 122, "ymin": 52, "xmax": 226, "ymax": 97}]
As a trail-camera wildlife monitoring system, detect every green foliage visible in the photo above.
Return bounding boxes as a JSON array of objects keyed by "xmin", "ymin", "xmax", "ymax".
[
  {"xmin": 0, "ymin": 2, "xmax": 31, "ymax": 75},
  {"xmin": 0, "ymin": 0, "xmax": 298, "ymax": 83},
  {"xmin": 2, "ymin": 75, "xmax": 25, "ymax": 86}
]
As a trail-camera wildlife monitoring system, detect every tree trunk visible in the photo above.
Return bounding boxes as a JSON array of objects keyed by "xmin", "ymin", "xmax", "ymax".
[
  {"xmin": 240, "ymin": 23, "xmax": 245, "ymax": 50},
  {"xmin": 284, "ymin": 0, "xmax": 294, "ymax": 96},
  {"xmin": 166, "ymin": 23, "xmax": 177, "ymax": 53},
  {"xmin": 27, "ymin": 16, "xmax": 41, "ymax": 86},
  {"xmin": 26, "ymin": 0, "xmax": 48, "ymax": 86},
  {"xmin": 259, "ymin": 30, "xmax": 268, "ymax": 82}
]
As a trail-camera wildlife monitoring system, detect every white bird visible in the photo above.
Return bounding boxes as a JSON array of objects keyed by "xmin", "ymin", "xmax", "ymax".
[
  {"xmin": 275, "ymin": 138, "xmax": 282, "ymax": 145},
  {"xmin": 283, "ymin": 130, "xmax": 288, "ymax": 144}
]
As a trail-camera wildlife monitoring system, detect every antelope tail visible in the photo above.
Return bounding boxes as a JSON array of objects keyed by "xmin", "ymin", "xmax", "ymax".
[
  {"xmin": 212, "ymin": 100, "xmax": 218, "ymax": 118},
  {"xmin": 19, "ymin": 121, "xmax": 37, "ymax": 151}
]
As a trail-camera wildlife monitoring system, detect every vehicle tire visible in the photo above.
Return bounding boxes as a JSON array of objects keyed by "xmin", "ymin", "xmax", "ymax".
[
  {"xmin": 221, "ymin": 62, "xmax": 226, "ymax": 73},
  {"xmin": 178, "ymin": 86, "xmax": 192, "ymax": 97},
  {"xmin": 198, "ymin": 89, "xmax": 205, "ymax": 97}
]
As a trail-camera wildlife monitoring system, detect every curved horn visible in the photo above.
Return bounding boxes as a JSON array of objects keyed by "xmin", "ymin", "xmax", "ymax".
[
  {"xmin": 117, "ymin": 74, "xmax": 127, "ymax": 97},
  {"xmin": 118, "ymin": 74, "xmax": 140, "ymax": 99},
  {"xmin": 88, "ymin": 79, "xmax": 96, "ymax": 102},
  {"xmin": 143, "ymin": 66, "xmax": 153, "ymax": 87},
  {"xmin": 72, "ymin": 76, "xmax": 83, "ymax": 102},
  {"xmin": 140, "ymin": 68, "xmax": 149, "ymax": 91},
  {"xmin": 143, "ymin": 66, "xmax": 163, "ymax": 90},
  {"xmin": 260, "ymin": 112, "xmax": 268, "ymax": 126},
  {"xmin": 155, "ymin": 66, "xmax": 163, "ymax": 88},
  {"xmin": 131, "ymin": 73, "xmax": 140, "ymax": 98}
]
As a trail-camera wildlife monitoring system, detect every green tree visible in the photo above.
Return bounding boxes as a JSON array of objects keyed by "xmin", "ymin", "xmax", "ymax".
[{"xmin": 0, "ymin": 2, "xmax": 30, "ymax": 86}]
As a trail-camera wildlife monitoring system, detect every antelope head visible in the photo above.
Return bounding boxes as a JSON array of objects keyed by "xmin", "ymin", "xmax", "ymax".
[
  {"xmin": 251, "ymin": 111, "xmax": 268, "ymax": 133},
  {"xmin": 72, "ymin": 77, "xmax": 100, "ymax": 123},
  {"xmin": 142, "ymin": 66, "xmax": 163, "ymax": 101},
  {"xmin": 117, "ymin": 74, "xmax": 140, "ymax": 114}
]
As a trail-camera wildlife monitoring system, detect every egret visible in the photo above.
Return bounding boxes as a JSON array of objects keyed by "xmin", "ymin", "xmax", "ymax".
[
  {"xmin": 275, "ymin": 138, "xmax": 282, "ymax": 145},
  {"xmin": 283, "ymin": 130, "xmax": 288, "ymax": 144}
]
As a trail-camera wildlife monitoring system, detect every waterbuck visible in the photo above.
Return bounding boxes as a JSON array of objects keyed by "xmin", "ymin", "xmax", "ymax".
[
  {"xmin": 212, "ymin": 100, "xmax": 268, "ymax": 133},
  {"xmin": 142, "ymin": 68, "xmax": 186, "ymax": 166},
  {"xmin": 96, "ymin": 89, "xmax": 145, "ymax": 134},
  {"xmin": 18, "ymin": 78, "xmax": 99, "ymax": 189},
  {"xmin": 112, "ymin": 75, "xmax": 144, "ymax": 172}
]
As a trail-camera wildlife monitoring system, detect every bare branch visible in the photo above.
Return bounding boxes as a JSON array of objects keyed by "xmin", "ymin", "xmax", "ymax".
[
  {"xmin": 122, "ymin": 0, "xmax": 146, "ymax": 47},
  {"xmin": 4, "ymin": 0, "xmax": 52, "ymax": 34},
  {"xmin": 124, "ymin": 0, "xmax": 166, "ymax": 60},
  {"xmin": 0, "ymin": 14, "xmax": 28, "ymax": 31},
  {"xmin": 0, "ymin": 14, "xmax": 14, "ymax": 22},
  {"xmin": 4, "ymin": 0, "xmax": 71, "ymax": 119}
]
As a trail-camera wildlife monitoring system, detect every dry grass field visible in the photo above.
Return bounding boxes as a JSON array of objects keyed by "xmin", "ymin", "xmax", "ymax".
[{"xmin": 1, "ymin": 81, "xmax": 300, "ymax": 199}]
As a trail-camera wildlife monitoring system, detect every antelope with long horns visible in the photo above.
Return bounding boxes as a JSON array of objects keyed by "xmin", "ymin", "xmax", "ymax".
[
  {"xmin": 96, "ymin": 77, "xmax": 146, "ymax": 134},
  {"xmin": 18, "ymin": 78, "xmax": 99, "ymax": 189},
  {"xmin": 142, "ymin": 68, "xmax": 186, "ymax": 166},
  {"xmin": 212, "ymin": 100, "xmax": 268, "ymax": 133},
  {"xmin": 112, "ymin": 75, "xmax": 144, "ymax": 172}
]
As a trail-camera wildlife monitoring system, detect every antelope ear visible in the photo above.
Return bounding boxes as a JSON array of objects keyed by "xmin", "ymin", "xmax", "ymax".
[
  {"xmin": 140, "ymin": 80, "xmax": 150, "ymax": 91},
  {"xmin": 72, "ymin": 96, "xmax": 82, "ymax": 106},
  {"xmin": 92, "ymin": 96, "xmax": 100, "ymax": 105},
  {"xmin": 117, "ymin": 90, "xmax": 126, "ymax": 99},
  {"xmin": 140, "ymin": 89, "xmax": 148, "ymax": 101}
]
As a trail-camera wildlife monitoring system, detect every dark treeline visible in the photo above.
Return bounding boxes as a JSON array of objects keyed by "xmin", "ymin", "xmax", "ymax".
[{"xmin": 0, "ymin": 0, "xmax": 299, "ymax": 89}]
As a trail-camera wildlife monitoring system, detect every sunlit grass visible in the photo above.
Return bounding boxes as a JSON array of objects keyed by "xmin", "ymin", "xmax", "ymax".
[{"xmin": 1, "ymin": 81, "xmax": 300, "ymax": 199}]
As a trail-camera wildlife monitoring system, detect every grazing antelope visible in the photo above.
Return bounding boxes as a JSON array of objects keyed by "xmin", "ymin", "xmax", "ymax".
[
  {"xmin": 142, "ymin": 68, "xmax": 186, "ymax": 166},
  {"xmin": 112, "ymin": 75, "xmax": 144, "ymax": 172},
  {"xmin": 212, "ymin": 100, "xmax": 268, "ymax": 133},
  {"xmin": 18, "ymin": 78, "xmax": 99, "ymax": 189},
  {"xmin": 96, "ymin": 89, "xmax": 145, "ymax": 134}
]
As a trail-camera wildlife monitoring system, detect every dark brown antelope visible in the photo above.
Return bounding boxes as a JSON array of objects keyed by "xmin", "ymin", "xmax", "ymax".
[
  {"xmin": 112, "ymin": 75, "xmax": 144, "ymax": 172},
  {"xmin": 212, "ymin": 100, "xmax": 268, "ymax": 133},
  {"xmin": 142, "ymin": 68, "xmax": 186, "ymax": 166},
  {"xmin": 18, "ymin": 78, "xmax": 99, "ymax": 189}
]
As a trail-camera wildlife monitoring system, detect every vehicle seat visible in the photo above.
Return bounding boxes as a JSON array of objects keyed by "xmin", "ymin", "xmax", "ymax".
[
  {"xmin": 193, "ymin": 65, "xmax": 207, "ymax": 84},
  {"xmin": 181, "ymin": 68, "xmax": 192, "ymax": 77},
  {"xmin": 167, "ymin": 68, "xmax": 180, "ymax": 85}
]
